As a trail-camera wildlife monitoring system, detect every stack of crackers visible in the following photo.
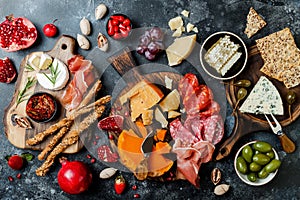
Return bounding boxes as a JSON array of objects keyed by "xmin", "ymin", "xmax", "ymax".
[{"xmin": 255, "ymin": 28, "xmax": 300, "ymax": 88}]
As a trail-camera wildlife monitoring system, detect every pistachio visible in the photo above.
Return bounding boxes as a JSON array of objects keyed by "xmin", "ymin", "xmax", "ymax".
[
  {"xmin": 211, "ymin": 168, "xmax": 222, "ymax": 185},
  {"xmin": 80, "ymin": 17, "xmax": 91, "ymax": 36},
  {"xmin": 214, "ymin": 184, "xmax": 230, "ymax": 196},
  {"xmin": 95, "ymin": 4, "xmax": 107, "ymax": 20},
  {"xmin": 97, "ymin": 33, "xmax": 108, "ymax": 52},
  {"xmin": 11, "ymin": 114, "xmax": 32, "ymax": 129},
  {"xmin": 99, "ymin": 167, "xmax": 118, "ymax": 179},
  {"xmin": 77, "ymin": 34, "xmax": 90, "ymax": 50}
]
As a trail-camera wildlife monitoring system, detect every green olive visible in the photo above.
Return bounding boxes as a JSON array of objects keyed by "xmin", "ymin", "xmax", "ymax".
[
  {"xmin": 265, "ymin": 151, "xmax": 275, "ymax": 159},
  {"xmin": 236, "ymin": 156, "xmax": 248, "ymax": 174},
  {"xmin": 253, "ymin": 141, "xmax": 272, "ymax": 153},
  {"xmin": 286, "ymin": 91, "xmax": 296, "ymax": 105},
  {"xmin": 265, "ymin": 159, "xmax": 281, "ymax": 173},
  {"xmin": 247, "ymin": 172, "xmax": 257, "ymax": 182},
  {"xmin": 249, "ymin": 162, "xmax": 262, "ymax": 172},
  {"xmin": 258, "ymin": 168, "xmax": 269, "ymax": 179},
  {"xmin": 234, "ymin": 79, "xmax": 251, "ymax": 87},
  {"xmin": 253, "ymin": 153, "xmax": 271, "ymax": 165},
  {"xmin": 242, "ymin": 145, "xmax": 253, "ymax": 163}
]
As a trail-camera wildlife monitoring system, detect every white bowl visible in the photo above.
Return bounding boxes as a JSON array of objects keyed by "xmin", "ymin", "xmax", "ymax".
[
  {"xmin": 234, "ymin": 141, "xmax": 279, "ymax": 186},
  {"xmin": 200, "ymin": 31, "xmax": 248, "ymax": 80}
]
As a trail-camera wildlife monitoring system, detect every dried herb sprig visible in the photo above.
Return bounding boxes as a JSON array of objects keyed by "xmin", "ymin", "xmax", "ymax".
[
  {"xmin": 43, "ymin": 62, "xmax": 60, "ymax": 86},
  {"xmin": 25, "ymin": 64, "xmax": 35, "ymax": 72},
  {"xmin": 16, "ymin": 77, "xmax": 36, "ymax": 107}
]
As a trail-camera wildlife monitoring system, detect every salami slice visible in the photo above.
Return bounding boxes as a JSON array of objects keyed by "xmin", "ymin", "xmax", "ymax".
[
  {"xmin": 170, "ymin": 118, "xmax": 199, "ymax": 145},
  {"xmin": 202, "ymin": 115, "xmax": 224, "ymax": 145}
]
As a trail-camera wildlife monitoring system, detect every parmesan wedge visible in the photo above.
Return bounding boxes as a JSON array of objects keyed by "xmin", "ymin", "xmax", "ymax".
[
  {"xmin": 166, "ymin": 34, "xmax": 197, "ymax": 66},
  {"xmin": 168, "ymin": 16, "xmax": 184, "ymax": 31}
]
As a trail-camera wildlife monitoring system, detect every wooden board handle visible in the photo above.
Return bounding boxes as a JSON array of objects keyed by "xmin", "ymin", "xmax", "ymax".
[
  {"xmin": 47, "ymin": 35, "xmax": 76, "ymax": 64},
  {"xmin": 279, "ymin": 133, "xmax": 296, "ymax": 153}
]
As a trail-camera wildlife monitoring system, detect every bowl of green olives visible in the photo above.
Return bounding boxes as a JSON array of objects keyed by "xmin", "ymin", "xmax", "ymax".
[{"xmin": 234, "ymin": 141, "xmax": 281, "ymax": 186}]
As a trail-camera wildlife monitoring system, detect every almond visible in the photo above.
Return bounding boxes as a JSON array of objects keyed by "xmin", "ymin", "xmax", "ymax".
[
  {"xmin": 95, "ymin": 4, "xmax": 107, "ymax": 20},
  {"xmin": 80, "ymin": 17, "xmax": 91, "ymax": 36}
]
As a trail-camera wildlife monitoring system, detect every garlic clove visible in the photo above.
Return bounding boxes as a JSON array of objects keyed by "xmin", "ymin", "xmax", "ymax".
[
  {"xmin": 77, "ymin": 34, "xmax": 90, "ymax": 50},
  {"xmin": 97, "ymin": 33, "xmax": 109, "ymax": 52},
  {"xmin": 214, "ymin": 184, "xmax": 230, "ymax": 196},
  {"xmin": 99, "ymin": 167, "xmax": 118, "ymax": 179},
  {"xmin": 95, "ymin": 4, "xmax": 107, "ymax": 20},
  {"xmin": 80, "ymin": 17, "xmax": 91, "ymax": 36}
]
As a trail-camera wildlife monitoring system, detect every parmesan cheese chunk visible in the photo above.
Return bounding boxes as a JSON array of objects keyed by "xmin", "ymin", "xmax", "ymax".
[
  {"xmin": 181, "ymin": 10, "xmax": 190, "ymax": 18},
  {"xmin": 168, "ymin": 16, "xmax": 184, "ymax": 31},
  {"xmin": 166, "ymin": 34, "xmax": 197, "ymax": 66},
  {"xmin": 186, "ymin": 23, "xmax": 194, "ymax": 33}
]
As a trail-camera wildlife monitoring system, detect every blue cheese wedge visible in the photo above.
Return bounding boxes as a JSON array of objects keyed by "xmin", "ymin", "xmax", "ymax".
[
  {"xmin": 239, "ymin": 76, "xmax": 284, "ymax": 115},
  {"xmin": 204, "ymin": 35, "xmax": 241, "ymax": 76}
]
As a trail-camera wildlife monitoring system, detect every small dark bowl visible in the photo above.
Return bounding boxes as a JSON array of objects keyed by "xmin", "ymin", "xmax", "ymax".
[
  {"xmin": 25, "ymin": 92, "xmax": 58, "ymax": 123},
  {"xmin": 106, "ymin": 14, "xmax": 132, "ymax": 40},
  {"xmin": 200, "ymin": 31, "xmax": 248, "ymax": 80}
]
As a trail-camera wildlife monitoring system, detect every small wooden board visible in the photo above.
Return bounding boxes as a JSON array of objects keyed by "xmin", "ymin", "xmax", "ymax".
[
  {"xmin": 215, "ymin": 45, "xmax": 300, "ymax": 160},
  {"xmin": 3, "ymin": 35, "xmax": 85, "ymax": 153}
]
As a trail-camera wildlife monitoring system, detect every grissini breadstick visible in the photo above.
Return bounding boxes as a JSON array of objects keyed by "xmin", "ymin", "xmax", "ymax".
[
  {"xmin": 37, "ymin": 123, "xmax": 72, "ymax": 161},
  {"xmin": 35, "ymin": 105, "xmax": 106, "ymax": 176},
  {"xmin": 26, "ymin": 119, "xmax": 73, "ymax": 146}
]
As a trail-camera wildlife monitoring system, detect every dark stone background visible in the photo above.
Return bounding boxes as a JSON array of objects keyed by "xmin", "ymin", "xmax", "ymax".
[{"xmin": 0, "ymin": 0, "xmax": 300, "ymax": 199}]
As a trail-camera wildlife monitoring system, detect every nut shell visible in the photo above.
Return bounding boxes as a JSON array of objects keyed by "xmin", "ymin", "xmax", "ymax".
[
  {"xmin": 77, "ymin": 34, "xmax": 90, "ymax": 50},
  {"xmin": 99, "ymin": 167, "xmax": 118, "ymax": 179},
  {"xmin": 211, "ymin": 168, "xmax": 222, "ymax": 185},
  {"xmin": 214, "ymin": 184, "xmax": 230, "ymax": 196},
  {"xmin": 80, "ymin": 17, "xmax": 91, "ymax": 35},
  {"xmin": 95, "ymin": 4, "xmax": 107, "ymax": 20},
  {"xmin": 97, "ymin": 33, "xmax": 108, "ymax": 52}
]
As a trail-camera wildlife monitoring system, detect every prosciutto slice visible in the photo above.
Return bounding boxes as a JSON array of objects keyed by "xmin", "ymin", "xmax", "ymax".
[
  {"xmin": 61, "ymin": 55, "xmax": 95, "ymax": 111},
  {"xmin": 173, "ymin": 139, "xmax": 215, "ymax": 188}
]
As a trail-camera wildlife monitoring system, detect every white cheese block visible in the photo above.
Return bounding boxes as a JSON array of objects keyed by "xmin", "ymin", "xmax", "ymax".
[
  {"xmin": 239, "ymin": 76, "xmax": 284, "ymax": 115},
  {"xmin": 220, "ymin": 51, "xmax": 242, "ymax": 76},
  {"xmin": 36, "ymin": 58, "xmax": 70, "ymax": 91},
  {"xmin": 204, "ymin": 35, "xmax": 240, "ymax": 76}
]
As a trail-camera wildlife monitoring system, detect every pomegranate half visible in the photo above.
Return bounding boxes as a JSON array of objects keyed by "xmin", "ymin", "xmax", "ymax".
[
  {"xmin": 57, "ymin": 158, "xmax": 93, "ymax": 195},
  {"xmin": 0, "ymin": 14, "xmax": 37, "ymax": 52}
]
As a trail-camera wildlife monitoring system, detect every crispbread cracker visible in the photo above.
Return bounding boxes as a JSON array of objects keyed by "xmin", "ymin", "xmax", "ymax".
[
  {"xmin": 255, "ymin": 27, "xmax": 300, "ymax": 88},
  {"xmin": 244, "ymin": 7, "xmax": 267, "ymax": 38}
]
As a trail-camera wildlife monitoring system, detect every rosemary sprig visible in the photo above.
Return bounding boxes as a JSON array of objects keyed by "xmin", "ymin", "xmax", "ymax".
[
  {"xmin": 25, "ymin": 64, "xmax": 35, "ymax": 72},
  {"xmin": 16, "ymin": 77, "xmax": 37, "ymax": 107},
  {"xmin": 43, "ymin": 62, "xmax": 60, "ymax": 86}
]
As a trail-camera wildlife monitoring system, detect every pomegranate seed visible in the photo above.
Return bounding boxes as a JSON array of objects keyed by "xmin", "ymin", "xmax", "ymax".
[
  {"xmin": 124, "ymin": 112, "xmax": 129, "ymax": 117},
  {"xmin": 116, "ymin": 106, "xmax": 122, "ymax": 111},
  {"xmin": 16, "ymin": 173, "xmax": 22, "ymax": 179},
  {"xmin": 166, "ymin": 177, "xmax": 172, "ymax": 181},
  {"xmin": 109, "ymin": 134, "xmax": 114, "ymax": 140},
  {"xmin": 8, "ymin": 176, "xmax": 14, "ymax": 182},
  {"xmin": 133, "ymin": 194, "xmax": 140, "ymax": 198},
  {"xmin": 86, "ymin": 154, "xmax": 92, "ymax": 159},
  {"xmin": 91, "ymin": 158, "xmax": 96, "ymax": 163},
  {"xmin": 95, "ymin": 135, "xmax": 100, "ymax": 140},
  {"xmin": 132, "ymin": 185, "xmax": 137, "ymax": 190},
  {"xmin": 93, "ymin": 141, "xmax": 97, "ymax": 145}
]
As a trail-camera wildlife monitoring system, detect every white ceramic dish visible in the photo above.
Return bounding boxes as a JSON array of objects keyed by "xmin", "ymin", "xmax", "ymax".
[
  {"xmin": 234, "ymin": 141, "xmax": 279, "ymax": 186},
  {"xmin": 200, "ymin": 31, "xmax": 248, "ymax": 80}
]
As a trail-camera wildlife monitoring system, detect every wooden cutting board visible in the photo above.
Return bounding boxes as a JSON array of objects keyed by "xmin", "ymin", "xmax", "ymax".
[
  {"xmin": 215, "ymin": 45, "xmax": 300, "ymax": 160},
  {"xmin": 3, "ymin": 35, "xmax": 85, "ymax": 153}
]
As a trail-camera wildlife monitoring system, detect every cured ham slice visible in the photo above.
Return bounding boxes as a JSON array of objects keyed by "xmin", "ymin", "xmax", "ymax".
[
  {"xmin": 173, "ymin": 139, "xmax": 215, "ymax": 187},
  {"xmin": 170, "ymin": 118, "xmax": 199, "ymax": 145},
  {"xmin": 61, "ymin": 55, "xmax": 96, "ymax": 111},
  {"xmin": 61, "ymin": 81, "xmax": 82, "ymax": 111}
]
